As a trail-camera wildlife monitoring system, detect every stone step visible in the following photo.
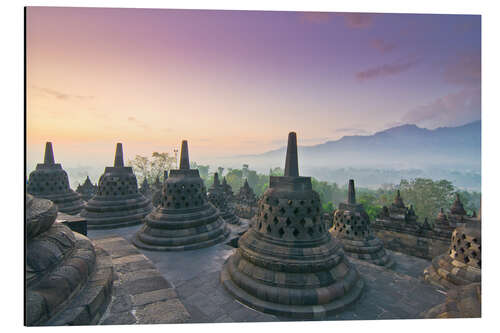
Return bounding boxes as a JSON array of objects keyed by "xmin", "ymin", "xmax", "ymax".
[{"xmin": 92, "ymin": 236, "xmax": 191, "ymax": 325}]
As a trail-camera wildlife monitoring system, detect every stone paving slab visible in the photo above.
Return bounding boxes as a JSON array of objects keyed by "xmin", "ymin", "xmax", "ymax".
[
  {"xmin": 93, "ymin": 237, "xmax": 191, "ymax": 325},
  {"xmin": 88, "ymin": 222, "xmax": 447, "ymax": 323}
]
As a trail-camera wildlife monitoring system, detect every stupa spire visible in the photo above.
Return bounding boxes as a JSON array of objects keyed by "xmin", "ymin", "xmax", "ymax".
[
  {"xmin": 179, "ymin": 140, "xmax": 190, "ymax": 169},
  {"xmin": 213, "ymin": 172, "xmax": 220, "ymax": 186},
  {"xmin": 114, "ymin": 143, "xmax": 124, "ymax": 168},
  {"xmin": 44, "ymin": 142, "xmax": 55, "ymax": 165},
  {"xmin": 284, "ymin": 132, "xmax": 299, "ymax": 177},
  {"xmin": 347, "ymin": 179, "xmax": 356, "ymax": 204}
]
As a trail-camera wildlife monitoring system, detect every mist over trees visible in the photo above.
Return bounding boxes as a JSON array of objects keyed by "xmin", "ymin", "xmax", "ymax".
[{"xmin": 66, "ymin": 153, "xmax": 480, "ymax": 224}]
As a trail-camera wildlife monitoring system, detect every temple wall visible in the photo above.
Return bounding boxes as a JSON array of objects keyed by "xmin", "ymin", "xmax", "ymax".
[{"xmin": 373, "ymin": 228, "xmax": 449, "ymax": 260}]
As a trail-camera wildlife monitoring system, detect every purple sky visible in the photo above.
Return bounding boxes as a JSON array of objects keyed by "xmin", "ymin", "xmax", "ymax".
[{"xmin": 27, "ymin": 7, "xmax": 480, "ymax": 168}]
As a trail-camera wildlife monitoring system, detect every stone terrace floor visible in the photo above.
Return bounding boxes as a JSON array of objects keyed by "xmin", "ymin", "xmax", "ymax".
[{"xmin": 88, "ymin": 221, "xmax": 447, "ymax": 323}]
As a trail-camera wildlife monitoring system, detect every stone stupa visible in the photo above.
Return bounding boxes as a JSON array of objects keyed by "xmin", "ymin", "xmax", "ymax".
[
  {"xmin": 424, "ymin": 219, "xmax": 481, "ymax": 289},
  {"xmin": 139, "ymin": 177, "xmax": 152, "ymax": 200},
  {"xmin": 151, "ymin": 171, "xmax": 169, "ymax": 207},
  {"xmin": 221, "ymin": 177, "xmax": 234, "ymax": 201},
  {"xmin": 331, "ymin": 180, "xmax": 393, "ymax": 267},
  {"xmin": 221, "ymin": 132, "xmax": 364, "ymax": 319},
  {"xmin": 133, "ymin": 140, "xmax": 229, "ymax": 251},
  {"xmin": 76, "ymin": 176, "xmax": 98, "ymax": 202},
  {"xmin": 422, "ymin": 282, "xmax": 481, "ymax": 318},
  {"xmin": 233, "ymin": 178, "xmax": 258, "ymax": 219},
  {"xmin": 80, "ymin": 143, "xmax": 152, "ymax": 229},
  {"xmin": 27, "ymin": 142, "xmax": 84, "ymax": 215},
  {"xmin": 26, "ymin": 194, "xmax": 113, "ymax": 326},
  {"xmin": 208, "ymin": 173, "xmax": 240, "ymax": 225}
]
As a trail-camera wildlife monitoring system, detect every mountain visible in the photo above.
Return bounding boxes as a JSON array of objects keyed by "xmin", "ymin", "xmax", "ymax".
[{"xmin": 213, "ymin": 121, "xmax": 481, "ymax": 185}]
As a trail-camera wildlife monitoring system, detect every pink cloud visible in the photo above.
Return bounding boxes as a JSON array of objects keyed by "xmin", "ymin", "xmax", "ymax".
[
  {"xmin": 300, "ymin": 12, "xmax": 332, "ymax": 24},
  {"xmin": 371, "ymin": 39, "xmax": 396, "ymax": 53},
  {"xmin": 443, "ymin": 52, "xmax": 481, "ymax": 87},
  {"xmin": 299, "ymin": 12, "xmax": 375, "ymax": 29},
  {"xmin": 356, "ymin": 58, "xmax": 420, "ymax": 81},
  {"xmin": 402, "ymin": 88, "xmax": 480, "ymax": 127},
  {"xmin": 341, "ymin": 13, "xmax": 375, "ymax": 29}
]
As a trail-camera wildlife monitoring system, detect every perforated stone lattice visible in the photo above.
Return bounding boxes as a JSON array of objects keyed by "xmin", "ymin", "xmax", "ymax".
[
  {"xmin": 161, "ymin": 182, "xmax": 207, "ymax": 209},
  {"xmin": 254, "ymin": 191, "xmax": 325, "ymax": 241},
  {"xmin": 449, "ymin": 229, "xmax": 481, "ymax": 269},
  {"xmin": 97, "ymin": 174, "xmax": 139, "ymax": 197},
  {"xmin": 332, "ymin": 209, "xmax": 373, "ymax": 240},
  {"xmin": 27, "ymin": 171, "xmax": 71, "ymax": 195}
]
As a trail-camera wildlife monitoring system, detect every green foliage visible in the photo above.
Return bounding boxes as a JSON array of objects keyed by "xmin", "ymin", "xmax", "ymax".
[
  {"xmin": 322, "ymin": 201, "xmax": 335, "ymax": 214},
  {"xmin": 398, "ymin": 178, "xmax": 455, "ymax": 221},
  {"xmin": 191, "ymin": 162, "xmax": 209, "ymax": 180},
  {"xmin": 357, "ymin": 192, "xmax": 381, "ymax": 221},
  {"xmin": 128, "ymin": 152, "xmax": 176, "ymax": 184},
  {"xmin": 456, "ymin": 189, "xmax": 481, "ymax": 215}
]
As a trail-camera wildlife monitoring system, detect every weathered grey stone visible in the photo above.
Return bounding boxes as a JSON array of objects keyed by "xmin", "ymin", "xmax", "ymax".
[
  {"xmin": 135, "ymin": 299, "xmax": 191, "ymax": 324},
  {"xmin": 80, "ymin": 143, "xmax": 152, "ymax": 229},
  {"xmin": 133, "ymin": 140, "xmax": 229, "ymax": 251},
  {"xmin": 27, "ymin": 142, "xmax": 85, "ymax": 215},
  {"xmin": 131, "ymin": 288, "xmax": 178, "ymax": 307}
]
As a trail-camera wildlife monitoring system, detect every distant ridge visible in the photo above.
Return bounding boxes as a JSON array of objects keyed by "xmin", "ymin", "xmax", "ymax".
[{"xmin": 222, "ymin": 120, "xmax": 481, "ymax": 171}]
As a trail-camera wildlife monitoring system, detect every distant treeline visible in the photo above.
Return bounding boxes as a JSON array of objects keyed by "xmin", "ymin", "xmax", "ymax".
[{"xmin": 65, "ymin": 152, "xmax": 480, "ymax": 224}]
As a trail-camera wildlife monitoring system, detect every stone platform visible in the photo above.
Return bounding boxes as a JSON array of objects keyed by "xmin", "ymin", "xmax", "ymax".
[
  {"xmin": 91, "ymin": 237, "xmax": 191, "ymax": 325},
  {"xmin": 87, "ymin": 220, "xmax": 447, "ymax": 323}
]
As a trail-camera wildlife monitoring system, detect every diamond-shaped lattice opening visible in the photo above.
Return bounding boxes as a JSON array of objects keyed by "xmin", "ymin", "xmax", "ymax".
[
  {"xmin": 300, "ymin": 200, "xmax": 304, "ymax": 205},
  {"xmin": 286, "ymin": 218, "xmax": 292, "ymax": 226},
  {"xmin": 473, "ymin": 238, "xmax": 478, "ymax": 244},
  {"xmin": 258, "ymin": 222, "xmax": 262, "ymax": 230},
  {"xmin": 471, "ymin": 251, "xmax": 477, "ymax": 258},
  {"xmin": 307, "ymin": 207, "xmax": 312, "ymax": 214},
  {"xmin": 267, "ymin": 225, "xmax": 272, "ymax": 233},
  {"xmin": 273, "ymin": 217, "xmax": 279, "ymax": 224},
  {"xmin": 278, "ymin": 227, "xmax": 285, "ymax": 238},
  {"xmin": 462, "ymin": 233, "xmax": 467, "ymax": 240},
  {"xmin": 307, "ymin": 227, "xmax": 314, "ymax": 237},
  {"xmin": 460, "ymin": 247, "xmax": 465, "ymax": 253},
  {"xmin": 464, "ymin": 256, "xmax": 470, "ymax": 263},
  {"xmin": 279, "ymin": 207, "xmax": 286, "ymax": 214},
  {"xmin": 293, "ymin": 228, "xmax": 299, "ymax": 237},
  {"xmin": 299, "ymin": 218, "xmax": 306, "ymax": 227},
  {"xmin": 478, "ymin": 260, "xmax": 481, "ymax": 268},
  {"xmin": 264, "ymin": 213, "xmax": 268, "ymax": 220}
]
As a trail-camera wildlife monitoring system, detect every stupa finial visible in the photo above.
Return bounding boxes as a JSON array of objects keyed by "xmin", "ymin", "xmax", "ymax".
[
  {"xmin": 179, "ymin": 140, "xmax": 190, "ymax": 170},
  {"xmin": 114, "ymin": 143, "xmax": 124, "ymax": 168},
  {"xmin": 213, "ymin": 172, "xmax": 220, "ymax": 186},
  {"xmin": 44, "ymin": 142, "xmax": 55, "ymax": 165},
  {"xmin": 347, "ymin": 179, "xmax": 356, "ymax": 204},
  {"xmin": 284, "ymin": 132, "xmax": 299, "ymax": 177}
]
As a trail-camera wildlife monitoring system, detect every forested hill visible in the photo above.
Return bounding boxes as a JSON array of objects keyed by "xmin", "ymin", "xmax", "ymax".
[{"xmin": 222, "ymin": 121, "xmax": 481, "ymax": 172}]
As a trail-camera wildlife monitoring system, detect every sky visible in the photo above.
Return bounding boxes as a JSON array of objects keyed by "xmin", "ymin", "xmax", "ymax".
[{"xmin": 26, "ymin": 7, "xmax": 481, "ymax": 170}]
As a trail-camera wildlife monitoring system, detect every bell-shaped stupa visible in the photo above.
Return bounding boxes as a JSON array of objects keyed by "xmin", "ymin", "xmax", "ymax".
[
  {"xmin": 80, "ymin": 143, "xmax": 152, "ymax": 229},
  {"xmin": 76, "ymin": 176, "xmax": 98, "ymax": 202},
  {"xmin": 208, "ymin": 173, "xmax": 240, "ymax": 225},
  {"xmin": 331, "ymin": 180, "xmax": 393, "ymax": 267},
  {"xmin": 424, "ymin": 219, "xmax": 481, "ymax": 289},
  {"xmin": 221, "ymin": 177, "xmax": 234, "ymax": 201},
  {"xmin": 234, "ymin": 178, "xmax": 258, "ymax": 219},
  {"xmin": 422, "ymin": 282, "xmax": 481, "ymax": 318},
  {"xmin": 221, "ymin": 132, "xmax": 364, "ymax": 319},
  {"xmin": 139, "ymin": 177, "xmax": 152, "ymax": 199},
  {"xmin": 133, "ymin": 140, "xmax": 229, "ymax": 251},
  {"xmin": 26, "ymin": 194, "xmax": 113, "ymax": 325},
  {"xmin": 27, "ymin": 142, "xmax": 84, "ymax": 215}
]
